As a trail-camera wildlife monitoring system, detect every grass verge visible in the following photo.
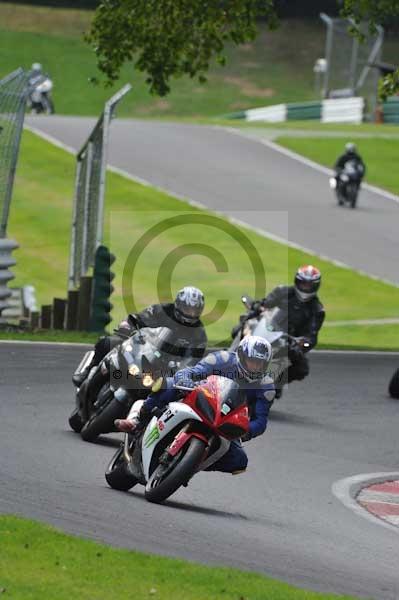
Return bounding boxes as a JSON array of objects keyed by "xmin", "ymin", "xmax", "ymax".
[
  {"xmin": 7, "ymin": 129, "xmax": 399, "ymax": 349},
  {"xmin": 275, "ymin": 136, "xmax": 399, "ymax": 196},
  {"xmin": 0, "ymin": 515, "xmax": 361, "ymax": 600},
  {"xmin": 3, "ymin": 2, "xmax": 399, "ymax": 120}
]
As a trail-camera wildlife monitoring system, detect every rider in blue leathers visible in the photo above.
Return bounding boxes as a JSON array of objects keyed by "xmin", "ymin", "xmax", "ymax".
[{"xmin": 115, "ymin": 336, "xmax": 275, "ymax": 475}]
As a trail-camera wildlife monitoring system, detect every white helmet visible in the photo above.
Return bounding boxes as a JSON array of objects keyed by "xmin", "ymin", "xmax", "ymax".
[
  {"xmin": 237, "ymin": 335, "xmax": 272, "ymax": 382},
  {"xmin": 174, "ymin": 286, "xmax": 205, "ymax": 325},
  {"xmin": 31, "ymin": 63, "xmax": 42, "ymax": 73},
  {"xmin": 345, "ymin": 142, "xmax": 356, "ymax": 153}
]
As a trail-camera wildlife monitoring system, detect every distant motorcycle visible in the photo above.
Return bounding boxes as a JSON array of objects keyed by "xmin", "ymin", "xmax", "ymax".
[
  {"xmin": 105, "ymin": 375, "xmax": 249, "ymax": 504},
  {"xmin": 230, "ymin": 295, "xmax": 310, "ymax": 393},
  {"xmin": 69, "ymin": 326, "xmax": 191, "ymax": 443},
  {"xmin": 329, "ymin": 160, "xmax": 364, "ymax": 208},
  {"xmin": 28, "ymin": 76, "xmax": 55, "ymax": 115},
  {"xmin": 388, "ymin": 368, "xmax": 399, "ymax": 399}
]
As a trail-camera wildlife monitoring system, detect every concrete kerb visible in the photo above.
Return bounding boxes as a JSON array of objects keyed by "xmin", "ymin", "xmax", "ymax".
[{"xmin": 332, "ymin": 472, "xmax": 399, "ymax": 535}]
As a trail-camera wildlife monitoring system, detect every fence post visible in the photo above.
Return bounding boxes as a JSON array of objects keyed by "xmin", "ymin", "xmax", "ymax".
[
  {"xmin": 77, "ymin": 276, "xmax": 93, "ymax": 331},
  {"xmin": 41, "ymin": 304, "xmax": 52, "ymax": 329},
  {"xmin": 53, "ymin": 297, "xmax": 67, "ymax": 330},
  {"xmin": 66, "ymin": 289, "xmax": 79, "ymax": 330}
]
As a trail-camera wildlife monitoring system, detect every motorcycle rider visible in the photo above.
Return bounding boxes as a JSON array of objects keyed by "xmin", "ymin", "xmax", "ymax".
[
  {"xmin": 334, "ymin": 142, "xmax": 366, "ymax": 188},
  {"xmin": 115, "ymin": 335, "xmax": 275, "ymax": 476},
  {"xmin": 235, "ymin": 265, "xmax": 325, "ymax": 397},
  {"xmin": 73, "ymin": 286, "xmax": 207, "ymax": 387}
]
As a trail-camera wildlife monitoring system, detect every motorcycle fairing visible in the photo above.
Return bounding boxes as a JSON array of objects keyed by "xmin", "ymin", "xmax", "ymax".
[{"xmin": 141, "ymin": 402, "xmax": 202, "ymax": 480}]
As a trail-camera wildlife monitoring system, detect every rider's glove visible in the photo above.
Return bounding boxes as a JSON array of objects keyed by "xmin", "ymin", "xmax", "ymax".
[{"xmin": 176, "ymin": 378, "xmax": 196, "ymax": 389}]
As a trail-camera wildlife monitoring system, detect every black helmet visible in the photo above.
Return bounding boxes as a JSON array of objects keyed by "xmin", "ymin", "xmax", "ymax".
[
  {"xmin": 294, "ymin": 265, "xmax": 321, "ymax": 302},
  {"xmin": 237, "ymin": 335, "xmax": 272, "ymax": 382},
  {"xmin": 174, "ymin": 286, "xmax": 205, "ymax": 325}
]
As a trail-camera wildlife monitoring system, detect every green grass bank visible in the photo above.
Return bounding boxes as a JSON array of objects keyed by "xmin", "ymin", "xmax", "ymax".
[
  {"xmin": 6, "ymin": 129, "xmax": 399, "ymax": 349},
  {"xmin": 0, "ymin": 515, "xmax": 362, "ymax": 600},
  {"xmin": 1, "ymin": 2, "xmax": 399, "ymax": 119}
]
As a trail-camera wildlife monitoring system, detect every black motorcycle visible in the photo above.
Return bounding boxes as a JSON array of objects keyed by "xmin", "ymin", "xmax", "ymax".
[
  {"xmin": 330, "ymin": 160, "xmax": 364, "ymax": 208},
  {"xmin": 388, "ymin": 368, "xmax": 399, "ymax": 399},
  {"xmin": 68, "ymin": 326, "xmax": 191, "ymax": 442},
  {"xmin": 230, "ymin": 295, "xmax": 310, "ymax": 393}
]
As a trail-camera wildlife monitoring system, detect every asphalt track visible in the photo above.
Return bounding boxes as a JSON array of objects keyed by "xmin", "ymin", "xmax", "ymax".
[
  {"xmin": 26, "ymin": 116, "xmax": 399, "ymax": 284},
  {"xmin": 1, "ymin": 342, "xmax": 399, "ymax": 599}
]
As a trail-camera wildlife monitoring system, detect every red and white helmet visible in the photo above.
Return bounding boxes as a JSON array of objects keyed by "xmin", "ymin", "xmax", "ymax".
[{"xmin": 294, "ymin": 265, "xmax": 321, "ymax": 302}]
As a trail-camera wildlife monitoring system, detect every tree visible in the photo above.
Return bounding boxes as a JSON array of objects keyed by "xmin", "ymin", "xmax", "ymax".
[
  {"xmin": 86, "ymin": 0, "xmax": 277, "ymax": 96},
  {"xmin": 87, "ymin": 0, "xmax": 399, "ymax": 97},
  {"xmin": 341, "ymin": 0, "xmax": 399, "ymax": 98}
]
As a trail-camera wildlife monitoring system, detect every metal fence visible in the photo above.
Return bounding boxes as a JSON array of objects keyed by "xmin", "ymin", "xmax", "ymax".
[
  {"xmin": 68, "ymin": 84, "xmax": 131, "ymax": 290},
  {"xmin": 0, "ymin": 68, "xmax": 31, "ymax": 238},
  {"xmin": 320, "ymin": 14, "xmax": 384, "ymax": 120}
]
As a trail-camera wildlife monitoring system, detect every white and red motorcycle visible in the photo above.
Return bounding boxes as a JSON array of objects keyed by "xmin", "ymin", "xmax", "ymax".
[{"xmin": 105, "ymin": 375, "xmax": 249, "ymax": 504}]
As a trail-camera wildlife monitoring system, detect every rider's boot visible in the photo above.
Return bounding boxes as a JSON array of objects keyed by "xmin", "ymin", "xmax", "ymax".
[{"xmin": 115, "ymin": 401, "xmax": 150, "ymax": 434}]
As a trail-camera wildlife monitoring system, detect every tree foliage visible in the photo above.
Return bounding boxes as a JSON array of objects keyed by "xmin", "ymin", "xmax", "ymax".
[
  {"xmin": 86, "ymin": 0, "xmax": 277, "ymax": 95},
  {"xmin": 341, "ymin": 0, "xmax": 399, "ymax": 98},
  {"xmin": 87, "ymin": 0, "xmax": 399, "ymax": 97}
]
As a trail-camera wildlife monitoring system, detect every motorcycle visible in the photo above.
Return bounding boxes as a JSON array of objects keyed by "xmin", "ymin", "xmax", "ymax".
[
  {"xmin": 105, "ymin": 375, "xmax": 249, "ymax": 504},
  {"xmin": 230, "ymin": 295, "xmax": 310, "ymax": 392},
  {"xmin": 28, "ymin": 76, "xmax": 55, "ymax": 115},
  {"xmin": 68, "ymin": 326, "xmax": 192, "ymax": 443},
  {"xmin": 388, "ymin": 368, "xmax": 399, "ymax": 399},
  {"xmin": 329, "ymin": 160, "xmax": 364, "ymax": 209}
]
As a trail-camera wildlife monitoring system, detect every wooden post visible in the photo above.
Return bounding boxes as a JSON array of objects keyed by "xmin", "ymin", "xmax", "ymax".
[
  {"xmin": 65, "ymin": 289, "xmax": 79, "ymax": 331},
  {"xmin": 30, "ymin": 310, "xmax": 40, "ymax": 329},
  {"xmin": 41, "ymin": 304, "xmax": 52, "ymax": 329},
  {"xmin": 53, "ymin": 298, "xmax": 67, "ymax": 330},
  {"xmin": 77, "ymin": 276, "xmax": 93, "ymax": 331}
]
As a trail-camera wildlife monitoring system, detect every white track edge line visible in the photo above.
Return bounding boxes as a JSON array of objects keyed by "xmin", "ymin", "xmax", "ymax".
[
  {"xmin": 25, "ymin": 124, "xmax": 399, "ymax": 288},
  {"xmin": 332, "ymin": 472, "xmax": 399, "ymax": 535},
  {"xmin": 223, "ymin": 126, "xmax": 399, "ymax": 205}
]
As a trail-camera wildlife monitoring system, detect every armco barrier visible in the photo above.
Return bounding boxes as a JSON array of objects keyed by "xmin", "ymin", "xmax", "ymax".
[
  {"xmin": 321, "ymin": 97, "xmax": 364, "ymax": 124},
  {"xmin": 223, "ymin": 97, "xmax": 364, "ymax": 123},
  {"xmin": 383, "ymin": 98, "xmax": 399, "ymax": 124},
  {"xmin": 246, "ymin": 104, "xmax": 287, "ymax": 123},
  {"xmin": 287, "ymin": 101, "xmax": 321, "ymax": 121},
  {"xmin": 0, "ymin": 238, "xmax": 18, "ymax": 319}
]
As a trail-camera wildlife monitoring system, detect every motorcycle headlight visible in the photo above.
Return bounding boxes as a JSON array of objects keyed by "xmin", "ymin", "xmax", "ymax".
[
  {"xmin": 128, "ymin": 364, "xmax": 139, "ymax": 376},
  {"xmin": 142, "ymin": 374, "xmax": 154, "ymax": 387}
]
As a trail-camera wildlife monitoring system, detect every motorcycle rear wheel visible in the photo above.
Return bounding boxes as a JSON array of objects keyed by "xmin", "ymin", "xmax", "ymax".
[
  {"xmin": 145, "ymin": 437, "xmax": 206, "ymax": 504},
  {"xmin": 81, "ymin": 388, "xmax": 127, "ymax": 442},
  {"xmin": 105, "ymin": 446, "xmax": 138, "ymax": 491},
  {"xmin": 388, "ymin": 368, "xmax": 399, "ymax": 399}
]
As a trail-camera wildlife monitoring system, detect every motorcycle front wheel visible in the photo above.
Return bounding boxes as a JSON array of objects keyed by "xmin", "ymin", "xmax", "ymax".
[
  {"xmin": 388, "ymin": 368, "xmax": 399, "ymax": 399},
  {"xmin": 68, "ymin": 407, "xmax": 83, "ymax": 433},
  {"xmin": 145, "ymin": 437, "xmax": 206, "ymax": 504},
  {"xmin": 105, "ymin": 445, "xmax": 138, "ymax": 491},
  {"xmin": 80, "ymin": 387, "xmax": 127, "ymax": 442}
]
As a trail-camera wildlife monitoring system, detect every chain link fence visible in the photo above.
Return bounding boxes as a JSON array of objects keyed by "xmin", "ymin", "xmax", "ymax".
[
  {"xmin": 0, "ymin": 68, "xmax": 31, "ymax": 238},
  {"xmin": 321, "ymin": 14, "xmax": 384, "ymax": 120},
  {"xmin": 68, "ymin": 84, "xmax": 131, "ymax": 290}
]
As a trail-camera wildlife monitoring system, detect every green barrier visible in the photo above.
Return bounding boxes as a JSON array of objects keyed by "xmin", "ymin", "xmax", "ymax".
[
  {"xmin": 287, "ymin": 101, "xmax": 321, "ymax": 121},
  {"xmin": 383, "ymin": 98, "xmax": 399, "ymax": 125}
]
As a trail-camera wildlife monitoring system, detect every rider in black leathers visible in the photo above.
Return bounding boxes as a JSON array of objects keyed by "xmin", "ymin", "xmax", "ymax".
[
  {"xmin": 236, "ymin": 266, "xmax": 325, "ymax": 395},
  {"xmin": 73, "ymin": 287, "xmax": 207, "ymax": 387},
  {"xmin": 334, "ymin": 142, "xmax": 366, "ymax": 185}
]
